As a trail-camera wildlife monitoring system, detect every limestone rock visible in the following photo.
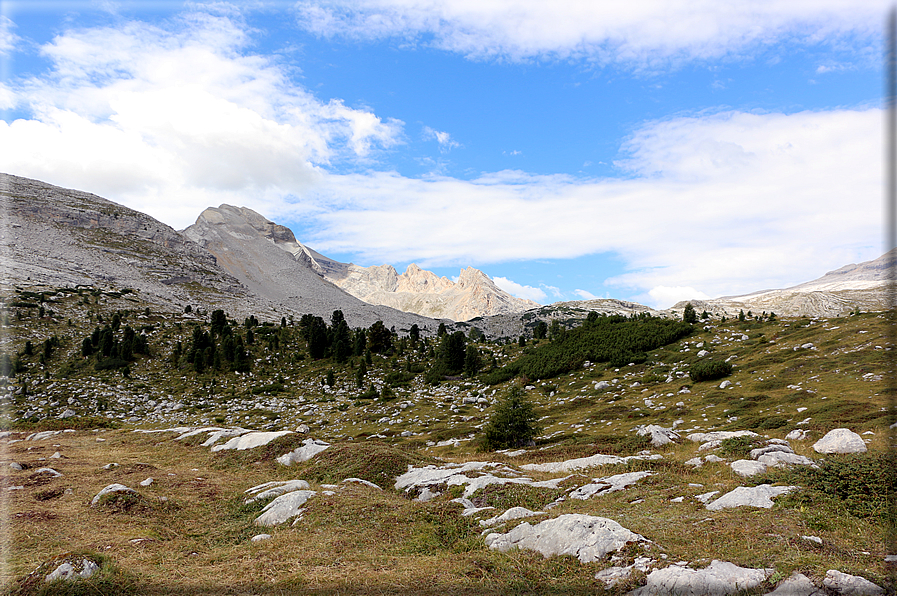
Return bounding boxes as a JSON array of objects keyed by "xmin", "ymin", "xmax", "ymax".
[
  {"xmin": 730, "ymin": 460, "xmax": 767, "ymax": 477},
  {"xmin": 785, "ymin": 429, "xmax": 809, "ymax": 441},
  {"xmin": 45, "ymin": 558, "xmax": 99, "ymax": 583},
  {"xmin": 637, "ymin": 425, "xmax": 679, "ymax": 446},
  {"xmin": 822, "ymin": 570, "xmax": 884, "ymax": 595},
  {"xmin": 569, "ymin": 471, "xmax": 654, "ymax": 499},
  {"xmin": 210, "ymin": 431, "xmax": 293, "ymax": 452},
  {"xmin": 706, "ymin": 484, "xmax": 796, "ymax": 510},
  {"xmin": 276, "ymin": 439, "xmax": 330, "ymax": 465},
  {"xmin": 686, "ymin": 431, "xmax": 758, "ymax": 443},
  {"xmin": 91, "ymin": 483, "xmax": 137, "ymax": 506},
  {"xmin": 812, "ymin": 429, "xmax": 866, "ymax": 454},
  {"xmin": 484, "ymin": 514, "xmax": 648, "ymax": 563},
  {"xmin": 244, "ymin": 480, "xmax": 312, "ymax": 504},
  {"xmin": 629, "ymin": 560, "xmax": 773, "ymax": 595},
  {"xmin": 764, "ymin": 571, "xmax": 825, "ymax": 595},
  {"xmin": 250, "ymin": 534, "xmax": 272, "ymax": 543},
  {"xmin": 480, "ymin": 507, "xmax": 546, "ymax": 528},
  {"xmin": 254, "ymin": 490, "xmax": 316, "ymax": 526},
  {"xmin": 521, "ymin": 453, "xmax": 662, "ymax": 474}
]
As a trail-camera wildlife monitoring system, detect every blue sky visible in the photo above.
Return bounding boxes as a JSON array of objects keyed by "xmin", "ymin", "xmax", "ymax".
[{"xmin": 0, "ymin": 0, "xmax": 888, "ymax": 307}]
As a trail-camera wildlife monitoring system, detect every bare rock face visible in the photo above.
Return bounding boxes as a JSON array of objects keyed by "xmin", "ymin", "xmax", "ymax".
[
  {"xmin": 182, "ymin": 205, "xmax": 445, "ymax": 330},
  {"xmin": 185, "ymin": 203, "xmax": 539, "ymax": 322},
  {"xmin": 323, "ymin": 262, "xmax": 540, "ymax": 321},
  {"xmin": 0, "ymin": 173, "xmax": 262, "ymax": 316}
]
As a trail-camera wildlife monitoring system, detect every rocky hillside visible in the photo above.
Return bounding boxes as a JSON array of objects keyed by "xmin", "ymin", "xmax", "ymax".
[
  {"xmin": 672, "ymin": 250, "xmax": 893, "ymax": 318},
  {"xmin": 0, "ymin": 173, "xmax": 261, "ymax": 317},
  {"xmin": 182, "ymin": 205, "xmax": 444, "ymax": 331},
  {"xmin": 1, "ymin": 280, "xmax": 890, "ymax": 595}
]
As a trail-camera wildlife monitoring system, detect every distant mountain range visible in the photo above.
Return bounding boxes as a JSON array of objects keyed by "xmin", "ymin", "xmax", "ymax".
[{"xmin": 3, "ymin": 173, "xmax": 889, "ymax": 330}]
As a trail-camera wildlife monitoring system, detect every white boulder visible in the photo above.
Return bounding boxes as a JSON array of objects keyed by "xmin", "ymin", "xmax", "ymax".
[
  {"xmin": 637, "ymin": 425, "xmax": 679, "ymax": 446},
  {"xmin": 730, "ymin": 460, "xmax": 767, "ymax": 477},
  {"xmin": 45, "ymin": 558, "xmax": 99, "ymax": 583},
  {"xmin": 706, "ymin": 484, "xmax": 796, "ymax": 510},
  {"xmin": 822, "ymin": 570, "xmax": 884, "ymax": 595},
  {"xmin": 484, "ymin": 514, "xmax": 647, "ymax": 563},
  {"xmin": 244, "ymin": 480, "xmax": 312, "ymax": 504},
  {"xmin": 521, "ymin": 453, "xmax": 662, "ymax": 473},
  {"xmin": 764, "ymin": 571, "xmax": 824, "ymax": 595},
  {"xmin": 480, "ymin": 507, "xmax": 546, "ymax": 528},
  {"xmin": 569, "ymin": 471, "xmax": 654, "ymax": 499},
  {"xmin": 254, "ymin": 490, "xmax": 316, "ymax": 526},
  {"xmin": 211, "ymin": 431, "xmax": 293, "ymax": 452},
  {"xmin": 630, "ymin": 560, "xmax": 773, "ymax": 595},
  {"xmin": 785, "ymin": 429, "xmax": 809, "ymax": 441},
  {"xmin": 91, "ymin": 483, "xmax": 136, "ymax": 506},
  {"xmin": 276, "ymin": 439, "xmax": 330, "ymax": 465},
  {"xmin": 812, "ymin": 429, "xmax": 866, "ymax": 454}
]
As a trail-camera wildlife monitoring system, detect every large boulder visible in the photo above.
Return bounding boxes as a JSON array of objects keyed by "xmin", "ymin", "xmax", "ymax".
[
  {"xmin": 276, "ymin": 439, "xmax": 329, "ymax": 465},
  {"xmin": 812, "ymin": 429, "xmax": 866, "ymax": 454},
  {"xmin": 254, "ymin": 490, "xmax": 316, "ymax": 526},
  {"xmin": 629, "ymin": 560, "xmax": 773, "ymax": 595},
  {"xmin": 484, "ymin": 514, "xmax": 648, "ymax": 563},
  {"xmin": 211, "ymin": 431, "xmax": 293, "ymax": 452},
  {"xmin": 822, "ymin": 570, "xmax": 884, "ymax": 595},
  {"xmin": 706, "ymin": 484, "xmax": 796, "ymax": 510}
]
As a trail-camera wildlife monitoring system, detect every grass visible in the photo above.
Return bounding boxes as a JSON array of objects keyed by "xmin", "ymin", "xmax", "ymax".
[{"xmin": 1, "ymin": 287, "xmax": 894, "ymax": 593}]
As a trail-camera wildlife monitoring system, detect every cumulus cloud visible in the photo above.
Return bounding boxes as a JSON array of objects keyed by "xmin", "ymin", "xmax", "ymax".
[
  {"xmin": 293, "ymin": 0, "xmax": 883, "ymax": 66},
  {"xmin": 492, "ymin": 277, "xmax": 546, "ymax": 303},
  {"xmin": 573, "ymin": 289, "xmax": 598, "ymax": 300},
  {"xmin": 295, "ymin": 108, "xmax": 880, "ymax": 301},
  {"xmin": 0, "ymin": 10, "xmax": 403, "ymax": 227}
]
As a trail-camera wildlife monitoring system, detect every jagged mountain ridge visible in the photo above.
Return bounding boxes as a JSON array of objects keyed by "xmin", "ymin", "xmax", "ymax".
[{"xmin": 190, "ymin": 204, "xmax": 540, "ymax": 322}]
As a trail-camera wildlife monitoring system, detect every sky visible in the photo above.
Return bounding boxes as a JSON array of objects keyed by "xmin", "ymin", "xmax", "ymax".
[{"xmin": 0, "ymin": 0, "xmax": 889, "ymax": 308}]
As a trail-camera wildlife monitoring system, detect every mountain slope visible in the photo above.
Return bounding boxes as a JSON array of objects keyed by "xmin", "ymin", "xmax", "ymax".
[
  {"xmin": 0, "ymin": 173, "xmax": 259, "ymax": 316},
  {"xmin": 673, "ymin": 249, "xmax": 893, "ymax": 318},
  {"xmin": 188, "ymin": 204, "xmax": 540, "ymax": 322},
  {"xmin": 182, "ymin": 205, "xmax": 446, "ymax": 330}
]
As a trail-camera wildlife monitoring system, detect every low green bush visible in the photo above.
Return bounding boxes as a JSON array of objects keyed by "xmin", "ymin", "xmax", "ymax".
[{"xmin": 688, "ymin": 359, "xmax": 732, "ymax": 382}]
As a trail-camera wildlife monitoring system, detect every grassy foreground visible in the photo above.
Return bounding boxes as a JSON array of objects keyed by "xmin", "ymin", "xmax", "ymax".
[{"xmin": 0, "ymin": 286, "xmax": 894, "ymax": 594}]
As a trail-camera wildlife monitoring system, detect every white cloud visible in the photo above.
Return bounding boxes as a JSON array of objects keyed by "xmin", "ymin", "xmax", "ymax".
[
  {"xmin": 295, "ymin": 108, "xmax": 880, "ymax": 301},
  {"xmin": 423, "ymin": 125, "xmax": 460, "ymax": 151},
  {"xmin": 645, "ymin": 286, "xmax": 710, "ymax": 310},
  {"xmin": 0, "ymin": 15, "xmax": 17, "ymax": 56},
  {"xmin": 0, "ymin": 10, "xmax": 403, "ymax": 227},
  {"xmin": 492, "ymin": 276, "xmax": 546, "ymax": 303},
  {"xmin": 573, "ymin": 289, "xmax": 598, "ymax": 300},
  {"xmin": 293, "ymin": 0, "xmax": 884, "ymax": 66}
]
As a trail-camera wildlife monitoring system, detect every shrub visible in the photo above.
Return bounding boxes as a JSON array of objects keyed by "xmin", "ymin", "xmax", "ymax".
[
  {"xmin": 689, "ymin": 359, "xmax": 732, "ymax": 382},
  {"xmin": 482, "ymin": 387, "xmax": 541, "ymax": 450}
]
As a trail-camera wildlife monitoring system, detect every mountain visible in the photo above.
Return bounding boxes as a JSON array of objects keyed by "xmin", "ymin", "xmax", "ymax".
[
  {"xmin": 181, "ymin": 205, "xmax": 446, "ymax": 330},
  {"xmin": 671, "ymin": 250, "xmax": 893, "ymax": 318},
  {"xmin": 319, "ymin": 262, "xmax": 541, "ymax": 322},
  {"xmin": 0, "ymin": 173, "xmax": 257, "ymax": 315},
  {"xmin": 187, "ymin": 204, "xmax": 540, "ymax": 322},
  {"xmin": 1, "ymin": 174, "xmax": 443, "ymax": 330}
]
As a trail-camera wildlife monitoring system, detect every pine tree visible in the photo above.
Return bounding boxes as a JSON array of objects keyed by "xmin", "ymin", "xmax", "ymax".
[{"xmin": 482, "ymin": 387, "xmax": 541, "ymax": 450}]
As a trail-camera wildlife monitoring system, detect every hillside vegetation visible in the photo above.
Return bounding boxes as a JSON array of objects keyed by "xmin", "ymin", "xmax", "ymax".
[{"xmin": 0, "ymin": 285, "xmax": 892, "ymax": 594}]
